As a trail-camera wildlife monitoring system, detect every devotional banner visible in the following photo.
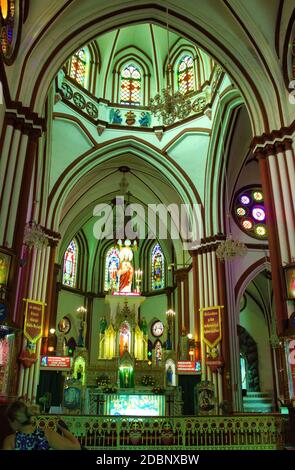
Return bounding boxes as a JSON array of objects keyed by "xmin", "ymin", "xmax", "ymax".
[
  {"xmin": 201, "ymin": 306, "xmax": 222, "ymax": 348},
  {"xmin": 23, "ymin": 299, "xmax": 45, "ymax": 343}
]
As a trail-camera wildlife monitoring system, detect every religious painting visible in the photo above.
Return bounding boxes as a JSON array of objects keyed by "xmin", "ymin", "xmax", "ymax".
[
  {"xmin": 0, "ymin": 250, "xmax": 11, "ymax": 287},
  {"xmin": 284, "ymin": 264, "xmax": 295, "ymax": 300}
]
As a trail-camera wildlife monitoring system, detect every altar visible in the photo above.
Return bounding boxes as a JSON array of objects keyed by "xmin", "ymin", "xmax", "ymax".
[{"xmin": 101, "ymin": 392, "xmax": 165, "ymax": 416}]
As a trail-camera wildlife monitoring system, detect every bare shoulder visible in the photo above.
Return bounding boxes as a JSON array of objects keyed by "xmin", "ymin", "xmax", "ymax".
[{"xmin": 2, "ymin": 434, "xmax": 15, "ymax": 450}]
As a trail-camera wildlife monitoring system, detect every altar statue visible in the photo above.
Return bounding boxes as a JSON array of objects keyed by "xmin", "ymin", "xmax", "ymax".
[{"xmin": 117, "ymin": 240, "xmax": 134, "ymax": 293}]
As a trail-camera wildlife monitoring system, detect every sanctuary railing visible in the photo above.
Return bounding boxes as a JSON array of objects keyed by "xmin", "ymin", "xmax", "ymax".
[{"xmin": 35, "ymin": 414, "xmax": 287, "ymax": 450}]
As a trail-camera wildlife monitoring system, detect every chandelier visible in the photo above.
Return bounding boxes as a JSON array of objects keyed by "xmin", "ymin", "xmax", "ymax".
[
  {"xmin": 23, "ymin": 221, "xmax": 48, "ymax": 251},
  {"xmin": 149, "ymin": 8, "xmax": 192, "ymax": 125},
  {"xmin": 216, "ymin": 235, "xmax": 247, "ymax": 261},
  {"xmin": 150, "ymin": 81, "xmax": 192, "ymax": 125}
]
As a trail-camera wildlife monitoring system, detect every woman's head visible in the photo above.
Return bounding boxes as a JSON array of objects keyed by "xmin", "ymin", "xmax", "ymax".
[{"xmin": 6, "ymin": 400, "xmax": 38, "ymax": 431}]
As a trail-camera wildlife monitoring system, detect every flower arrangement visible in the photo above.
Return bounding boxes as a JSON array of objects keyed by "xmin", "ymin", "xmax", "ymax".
[
  {"xmin": 152, "ymin": 385, "xmax": 164, "ymax": 394},
  {"xmin": 141, "ymin": 375, "xmax": 155, "ymax": 386},
  {"xmin": 23, "ymin": 221, "xmax": 48, "ymax": 251}
]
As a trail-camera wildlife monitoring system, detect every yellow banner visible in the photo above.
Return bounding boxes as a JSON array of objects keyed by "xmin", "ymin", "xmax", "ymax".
[
  {"xmin": 201, "ymin": 305, "xmax": 223, "ymax": 348},
  {"xmin": 23, "ymin": 299, "xmax": 45, "ymax": 343}
]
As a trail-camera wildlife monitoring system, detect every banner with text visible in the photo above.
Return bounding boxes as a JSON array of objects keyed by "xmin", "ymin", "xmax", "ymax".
[
  {"xmin": 201, "ymin": 306, "xmax": 222, "ymax": 348},
  {"xmin": 23, "ymin": 299, "xmax": 45, "ymax": 343}
]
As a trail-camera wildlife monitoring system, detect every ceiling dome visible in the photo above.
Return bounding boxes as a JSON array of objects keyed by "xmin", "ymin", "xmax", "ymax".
[{"xmin": 64, "ymin": 23, "xmax": 216, "ymax": 107}]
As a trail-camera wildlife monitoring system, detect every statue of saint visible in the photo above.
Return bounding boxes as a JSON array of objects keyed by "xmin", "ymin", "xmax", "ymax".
[
  {"xmin": 117, "ymin": 240, "xmax": 134, "ymax": 293},
  {"xmin": 140, "ymin": 317, "xmax": 147, "ymax": 335},
  {"xmin": 99, "ymin": 316, "xmax": 107, "ymax": 334}
]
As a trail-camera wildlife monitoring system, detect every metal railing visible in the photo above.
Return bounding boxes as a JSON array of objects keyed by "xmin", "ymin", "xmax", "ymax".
[{"xmin": 35, "ymin": 414, "xmax": 287, "ymax": 450}]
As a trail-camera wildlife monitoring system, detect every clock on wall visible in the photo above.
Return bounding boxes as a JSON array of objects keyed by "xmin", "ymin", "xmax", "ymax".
[
  {"xmin": 151, "ymin": 320, "xmax": 164, "ymax": 337},
  {"xmin": 58, "ymin": 316, "xmax": 71, "ymax": 334}
]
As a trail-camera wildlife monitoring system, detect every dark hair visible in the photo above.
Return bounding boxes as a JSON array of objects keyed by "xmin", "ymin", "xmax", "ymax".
[{"xmin": 6, "ymin": 400, "xmax": 38, "ymax": 426}]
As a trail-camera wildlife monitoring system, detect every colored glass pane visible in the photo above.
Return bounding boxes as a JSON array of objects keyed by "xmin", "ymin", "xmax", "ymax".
[
  {"xmin": 1, "ymin": 0, "xmax": 8, "ymax": 19},
  {"xmin": 236, "ymin": 207, "xmax": 246, "ymax": 217},
  {"xmin": 240, "ymin": 195, "xmax": 250, "ymax": 205},
  {"xmin": 178, "ymin": 55, "xmax": 194, "ymax": 94},
  {"xmin": 120, "ymin": 64, "xmax": 141, "ymax": 105},
  {"xmin": 252, "ymin": 207, "xmax": 265, "ymax": 221},
  {"xmin": 253, "ymin": 191, "xmax": 263, "ymax": 201},
  {"xmin": 104, "ymin": 247, "xmax": 120, "ymax": 292},
  {"xmin": 234, "ymin": 187, "xmax": 267, "ymax": 240},
  {"xmin": 151, "ymin": 243, "xmax": 165, "ymax": 290},
  {"xmin": 62, "ymin": 239, "xmax": 78, "ymax": 288},
  {"xmin": 70, "ymin": 49, "xmax": 86, "ymax": 86},
  {"xmin": 255, "ymin": 225, "xmax": 267, "ymax": 237},
  {"xmin": 242, "ymin": 219, "xmax": 253, "ymax": 230}
]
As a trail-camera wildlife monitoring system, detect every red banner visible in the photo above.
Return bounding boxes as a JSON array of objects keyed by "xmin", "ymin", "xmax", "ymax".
[
  {"xmin": 40, "ymin": 356, "xmax": 71, "ymax": 369},
  {"xmin": 177, "ymin": 361, "xmax": 201, "ymax": 373},
  {"xmin": 201, "ymin": 306, "xmax": 222, "ymax": 348},
  {"xmin": 24, "ymin": 300, "xmax": 44, "ymax": 343}
]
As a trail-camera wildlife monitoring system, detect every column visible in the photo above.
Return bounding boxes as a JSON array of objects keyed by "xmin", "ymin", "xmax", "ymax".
[{"xmin": 255, "ymin": 134, "xmax": 295, "ymax": 402}]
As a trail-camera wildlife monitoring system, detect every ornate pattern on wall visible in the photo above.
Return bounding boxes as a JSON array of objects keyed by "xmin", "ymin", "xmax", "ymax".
[
  {"xmin": 233, "ymin": 187, "xmax": 267, "ymax": 239},
  {"xmin": 61, "ymin": 81, "xmax": 98, "ymax": 118}
]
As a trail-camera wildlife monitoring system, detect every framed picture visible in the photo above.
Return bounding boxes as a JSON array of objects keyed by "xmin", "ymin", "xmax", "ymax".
[
  {"xmin": 283, "ymin": 263, "xmax": 295, "ymax": 300},
  {"xmin": 0, "ymin": 250, "xmax": 12, "ymax": 287},
  {"xmin": 58, "ymin": 316, "xmax": 71, "ymax": 334}
]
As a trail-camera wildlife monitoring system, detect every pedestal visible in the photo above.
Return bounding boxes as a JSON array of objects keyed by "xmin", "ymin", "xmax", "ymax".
[{"xmin": 105, "ymin": 294, "xmax": 146, "ymax": 325}]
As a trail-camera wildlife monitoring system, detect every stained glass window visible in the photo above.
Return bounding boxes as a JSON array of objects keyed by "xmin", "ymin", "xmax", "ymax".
[
  {"xmin": 233, "ymin": 187, "xmax": 267, "ymax": 239},
  {"xmin": 120, "ymin": 64, "xmax": 141, "ymax": 105},
  {"xmin": 104, "ymin": 246, "xmax": 120, "ymax": 292},
  {"xmin": 70, "ymin": 49, "xmax": 87, "ymax": 86},
  {"xmin": 62, "ymin": 239, "xmax": 78, "ymax": 288},
  {"xmin": 178, "ymin": 55, "xmax": 195, "ymax": 95},
  {"xmin": 151, "ymin": 243, "xmax": 165, "ymax": 290}
]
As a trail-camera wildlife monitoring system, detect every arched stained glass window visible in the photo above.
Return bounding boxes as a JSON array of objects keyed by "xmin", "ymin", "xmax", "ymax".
[
  {"xmin": 120, "ymin": 64, "xmax": 141, "ymax": 105},
  {"xmin": 104, "ymin": 246, "xmax": 120, "ymax": 292},
  {"xmin": 178, "ymin": 55, "xmax": 195, "ymax": 94},
  {"xmin": 151, "ymin": 243, "xmax": 165, "ymax": 290},
  {"xmin": 62, "ymin": 239, "xmax": 78, "ymax": 288},
  {"xmin": 70, "ymin": 48, "xmax": 87, "ymax": 86}
]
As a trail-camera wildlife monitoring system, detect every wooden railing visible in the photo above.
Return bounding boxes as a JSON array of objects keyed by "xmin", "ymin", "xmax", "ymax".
[{"xmin": 35, "ymin": 414, "xmax": 287, "ymax": 450}]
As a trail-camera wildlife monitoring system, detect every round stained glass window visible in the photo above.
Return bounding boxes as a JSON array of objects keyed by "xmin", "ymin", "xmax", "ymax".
[
  {"xmin": 242, "ymin": 219, "xmax": 253, "ymax": 230},
  {"xmin": 236, "ymin": 207, "xmax": 246, "ymax": 217},
  {"xmin": 252, "ymin": 207, "xmax": 265, "ymax": 222},
  {"xmin": 240, "ymin": 195, "xmax": 251, "ymax": 205},
  {"xmin": 233, "ymin": 187, "xmax": 267, "ymax": 240},
  {"xmin": 253, "ymin": 191, "xmax": 263, "ymax": 202}
]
